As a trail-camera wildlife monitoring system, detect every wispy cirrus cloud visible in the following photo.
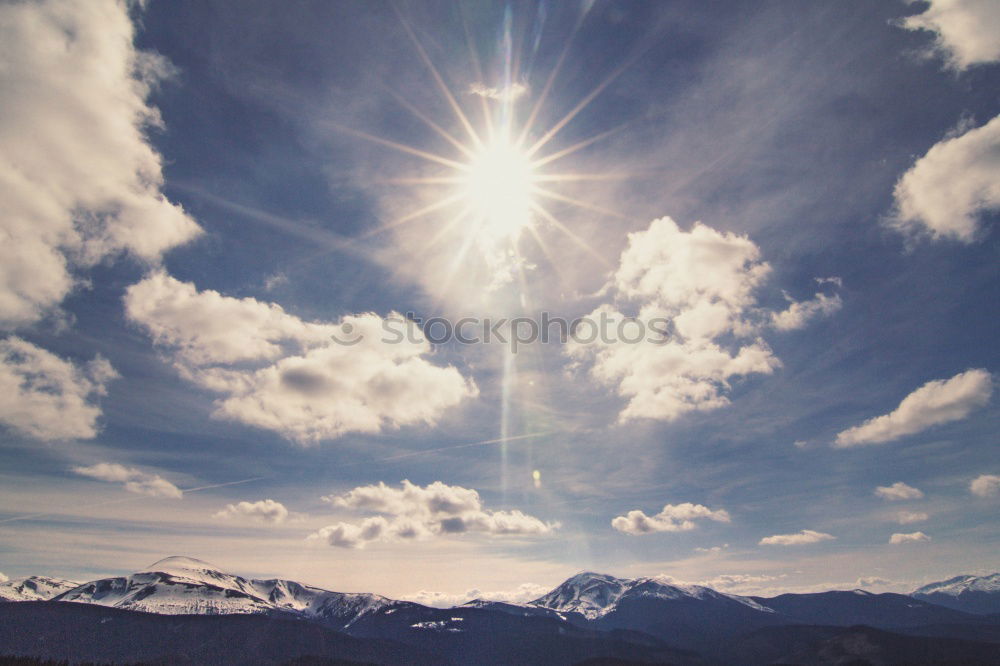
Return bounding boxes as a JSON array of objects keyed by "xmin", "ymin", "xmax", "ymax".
[{"xmin": 835, "ymin": 369, "xmax": 992, "ymax": 447}]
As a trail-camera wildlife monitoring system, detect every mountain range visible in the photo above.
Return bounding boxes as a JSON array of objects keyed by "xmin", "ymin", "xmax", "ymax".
[{"xmin": 2, "ymin": 557, "xmax": 999, "ymax": 665}]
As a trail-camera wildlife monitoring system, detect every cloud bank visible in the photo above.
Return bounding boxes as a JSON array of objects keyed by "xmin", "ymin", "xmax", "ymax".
[
  {"xmin": 0, "ymin": 0, "xmax": 200, "ymax": 329},
  {"xmin": 124, "ymin": 272, "xmax": 477, "ymax": 443},
  {"xmin": 308, "ymin": 480, "xmax": 556, "ymax": 548}
]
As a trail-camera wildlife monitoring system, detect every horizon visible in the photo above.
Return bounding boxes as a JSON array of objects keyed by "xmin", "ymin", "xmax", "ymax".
[{"xmin": 1, "ymin": 0, "xmax": 998, "ymax": 611}]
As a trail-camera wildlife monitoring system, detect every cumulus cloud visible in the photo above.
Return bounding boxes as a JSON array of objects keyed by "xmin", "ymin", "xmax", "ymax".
[
  {"xmin": 0, "ymin": 0, "xmax": 200, "ymax": 329},
  {"xmin": 759, "ymin": 529, "xmax": 835, "ymax": 546},
  {"xmin": 695, "ymin": 543, "xmax": 729, "ymax": 554},
  {"xmin": 568, "ymin": 217, "xmax": 841, "ymax": 423},
  {"xmin": 214, "ymin": 499, "xmax": 289, "ymax": 524},
  {"xmin": 856, "ymin": 576, "xmax": 892, "ymax": 588},
  {"xmin": 835, "ymin": 369, "xmax": 992, "ymax": 447},
  {"xmin": 402, "ymin": 582, "xmax": 549, "ymax": 608},
  {"xmin": 124, "ymin": 272, "xmax": 476, "ymax": 443},
  {"xmin": 875, "ymin": 482, "xmax": 925, "ymax": 501},
  {"xmin": 897, "ymin": 511, "xmax": 929, "ymax": 524},
  {"xmin": 611, "ymin": 502, "xmax": 731, "ymax": 535},
  {"xmin": 308, "ymin": 480, "xmax": 556, "ymax": 548},
  {"xmin": 891, "ymin": 115, "xmax": 1000, "ymax": 242},
  {"xmin": 0, "ymin": 337, "xmax": 117, "ymax": 440},
  {"xmin": 901, "ymin": 0, "xmax": 1000, "ymax": 70},
  {"xmin": 771, "ymin": 292, "xmax": 843, "ymax": 331},
  {"xmin": 890, "ymin": 531, "xmax": 931, "ymax": 544},
  {"xmin": 970, "ymin": 474, "xmax": 1000, "ymax": 497},
  {"xmin": 72, "ymin": 462, "xmax": 182, "ymax": 498}
]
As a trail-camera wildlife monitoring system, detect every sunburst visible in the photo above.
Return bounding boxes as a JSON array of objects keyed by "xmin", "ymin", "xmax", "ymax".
[{"xmin": 336, "ymin": 7, "xmax": 639, "ymax": 287}]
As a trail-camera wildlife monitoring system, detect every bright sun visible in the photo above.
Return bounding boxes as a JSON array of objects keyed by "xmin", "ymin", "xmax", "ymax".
[{"xmin": 462, "ymin": 137, "xmax": 536, "ymax": 243}]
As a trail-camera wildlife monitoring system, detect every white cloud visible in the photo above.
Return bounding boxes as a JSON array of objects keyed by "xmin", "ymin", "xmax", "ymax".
[
  {"xmin": 759, "ymin": 529, "xmax": 835, "ymax": 546},
  {"xmin": 0, "ymin": 0, "xmax": 200, "ymax": 328},
  {"xmin": 308, "ymin": 480, "xmax": 556, "ymax": 548},
  {"xmin": 890, "ymin": 531, "xmax": 931, "ymax": 544},
  {"xmin": 970, "ymin": 474, "xmax": 1000, "ymax": 497},
  {"xmin": 72, "ymin": 462, "xmax": 182, "ymax": 499},
  {"xmin": 0, "ymin": 337, "xmax": 117, "ymax": 440},
  {"xmin": 611, "ymin": 502, "xmax": 731, "ymax": 535},
  {"xmin": 835, "ymin": 369, "xmax": 992, "ymax": 447},
  {"xmin": 214, "ymin": 499, "xmax": 289, "ymax": 524},
  {"xmin": 402, "ymin": 582, "xmax": 549, "ymax": 608},
  {"xmin": 901, "ymin": 0, "xmax": 1000, "ymax": 70},
  {"xmin": 771, "ymin": 292, "xmax": 842, "ymax": 331},
  {"xmin": 469, "ymin": 82, "xmax": 528, "ymax": 102},
  {"xmin": 875, "ymin": 482, "xmax": 925, "ymax": 501},
  {"xmin": 695, "ymin": 543, "xmax": 729, "ymax": 554},
  {"xmin": 891, "ymin": 115, "xmax": 1000, "ymax": 242},
  {"xmin": 568, "ymin": 217, "xmax": 836, "ymax": 423},
  {"xmin": 124, "ymin": 272, "xmax": 477, "ymax": 443},
  {"xmin": 897, "ymin": 511, "xmax": 929, "ymax": 524}
]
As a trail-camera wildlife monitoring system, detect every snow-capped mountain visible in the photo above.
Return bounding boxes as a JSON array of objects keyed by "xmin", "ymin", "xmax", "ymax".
[
  {"xmin": 912, "ymin": 573, "xmax": 1000, "ymax": 615},
  {"xmin": 52, "ymin": 555, "xmax": 396, "ymax": 628},
  {"xmin": 529, "ymin": 571, "xmax": 774, "ymax": 619},
  {"xmin": 0, "ymin": 575, "xmax": 79, "ymax": 602}
]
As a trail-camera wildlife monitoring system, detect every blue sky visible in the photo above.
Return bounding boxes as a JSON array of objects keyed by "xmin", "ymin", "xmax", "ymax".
[{"xmin": 0, "ymin": 0, "xmax": 998, "ymax": 603}]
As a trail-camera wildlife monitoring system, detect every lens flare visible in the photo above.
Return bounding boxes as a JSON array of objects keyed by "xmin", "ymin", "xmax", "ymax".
[{"xmin": 463, "ymin": 137, "xmax": 536, "ymax": 243}]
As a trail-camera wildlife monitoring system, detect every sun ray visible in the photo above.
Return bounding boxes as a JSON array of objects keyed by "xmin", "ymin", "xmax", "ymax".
[
  {"xmin": 530, "ymin": 123, "xmax": 629, "ymax": 169},
  {"xmin": 421, "ymin": 206, "xmax": 473, "ymax": 252},
  {"xmin": 533, "ymin": 172, "xmax": 635, "ymax": 183},
  {"xmin": 395, "ymin": 7, "xmax": 482, "ymax": 148},
  {"xmin": 460, "ymin": 4, "xmax": 494, "ymax": 142},
  {"xmin": 360, "ymin": 192, "xmax": 464, "ymax": 238},
  {"xmin": 383, "ymin": 85, "xmax": 476, "ymax": 160},
  {"xmin": 329, "ymin": 122, "xmax": 467, "ymax": 171},
  {"xmin": 525, "ymin": 56, "xmax": 635, "ymax": 158},
  {"xmin": 530, "ymin": 201, "xmax": 612, "ymax": 268},
  {"xmin": 532, "ymin": 186, "xmax": 631, "ymax": 221},
  {"xmin": 516, "ymin": 11, "xmax": 585, "ymax": 147},
  {"xmin": 379, "ymin": 176, "xmax": 466, "ymax": 186}
]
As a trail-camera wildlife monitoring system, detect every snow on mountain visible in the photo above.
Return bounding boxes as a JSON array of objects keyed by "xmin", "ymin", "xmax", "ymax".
[
  {"xmin": 0, "ymin": 576, "xmax": 79, "ymax": 602},
  {"xmin": 913, "ymin": 573, "xmax": 1000, "ymax": 597},
  {"xmin": 51, "ymin": 555, "xmax": 395, "ymax": 627},
  {"xmin": 528, "ymin": 571, "xmax": 774, "ymax": 619},
  {"xmin": 912, "ymin": 573, "xmax": 1000, "ymax": 615}
]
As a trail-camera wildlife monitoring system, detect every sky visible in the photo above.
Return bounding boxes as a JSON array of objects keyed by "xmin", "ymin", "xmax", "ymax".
[{"xmin": 0, "ymin": 0, "xmax": 998, "ymax": 605}]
